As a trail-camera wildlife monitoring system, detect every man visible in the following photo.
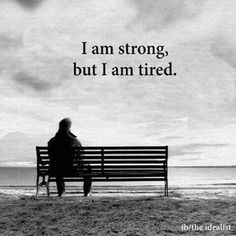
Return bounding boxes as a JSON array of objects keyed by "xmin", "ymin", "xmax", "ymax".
[{"xmin": 48, "ymin": 118, "xmax": 92, "ymax": 197}]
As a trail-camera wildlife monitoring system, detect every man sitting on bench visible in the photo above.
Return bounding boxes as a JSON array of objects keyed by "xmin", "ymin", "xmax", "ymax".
[{"xmin": 48, "ymin": 118, "xmax": 92, "ymax": 197}]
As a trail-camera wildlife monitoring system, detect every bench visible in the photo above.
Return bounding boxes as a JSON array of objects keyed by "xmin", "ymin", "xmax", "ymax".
[{"xmin": 36, "ymin": 146, "xmax": 168, "ymax": 197}]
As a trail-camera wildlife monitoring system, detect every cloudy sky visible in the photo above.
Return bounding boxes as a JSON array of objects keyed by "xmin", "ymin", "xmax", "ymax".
[{"xmin": 0, "ymin": 0, "xmax": 235, "ymax": 166}]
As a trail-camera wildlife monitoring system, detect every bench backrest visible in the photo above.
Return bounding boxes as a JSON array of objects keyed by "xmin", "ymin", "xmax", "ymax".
[{"xmin": 36, "ymin": 146, "xmax": 168, "ymax": 177}]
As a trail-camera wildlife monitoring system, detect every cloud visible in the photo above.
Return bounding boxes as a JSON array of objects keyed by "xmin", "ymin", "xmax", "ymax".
[
  {"xmin": 0, "ymin": 132, "xmax": 49, "ymax": 166},
  {"xmin": 13, "ymin": 72, "xmax": 52, "ymax": 91},
  {"xmin": 170, "ymin": 150, "xmax": 203, "ymax": 157},
  {"xmin": 179, "ymin": 143, "xmax": 228, "ymax": 149},
  {"xmin": 159, "ymin": 136, "xmax": 183, "ymax": 142},
  {"xmin": 0, "ymin": 34, "xmax": 23, "ymax": 50},
  {"xmin": 15, "ymin": 0, "xmax": 45, "ymax": 10},
  {"xmin": 132, "ymin": 0, "xmax": 203, "ymax": 31},
  {"xmin": 180, "ymin": 157, "xmax": 202, "ymax": 162},
  {"xmin": 170, "ymin": 143, "xmax": 229, "ymax": 157},
  {"xmin": 211, "ymin": 38, "xmax": 236, "ymax": 70}
]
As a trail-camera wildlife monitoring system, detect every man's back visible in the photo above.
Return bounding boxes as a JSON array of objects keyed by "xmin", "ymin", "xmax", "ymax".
[{"xmin": 48, "ymin": 131, "xmax": 81, "ymax": 174}]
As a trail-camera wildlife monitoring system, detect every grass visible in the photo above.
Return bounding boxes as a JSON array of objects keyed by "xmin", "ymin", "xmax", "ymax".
[{"xmin": 0, "ymin": 192, "xmax": 235, "ymax": 235}]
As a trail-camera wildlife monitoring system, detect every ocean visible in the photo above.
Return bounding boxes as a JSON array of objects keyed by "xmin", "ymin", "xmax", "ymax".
[{"xmin": 0, "ymin": 167, "xmax": 235, "ymax": 188}]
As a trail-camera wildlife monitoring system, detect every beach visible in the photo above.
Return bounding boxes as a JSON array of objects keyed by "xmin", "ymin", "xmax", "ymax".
[
  {"xmin": 0, "ymin": 187, "xmax": 235, "ymax": 235},
  {"xmin": 0, "ymin": 167, "xmax": 236, "ymax": 235}
]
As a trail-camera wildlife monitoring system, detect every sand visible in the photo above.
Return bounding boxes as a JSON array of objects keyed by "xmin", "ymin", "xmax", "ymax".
[{"xmin": 0, "ymin": 188, "xmax": 235, "ymax": 236}]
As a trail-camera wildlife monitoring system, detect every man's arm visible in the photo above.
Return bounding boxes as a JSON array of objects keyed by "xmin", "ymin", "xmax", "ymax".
[
  {"xmin": 71, "ymin": 137, "xmax": 82, "ymax": 147},
  {"xmin": 70, "ymin": 137, "xmax": 84, "ymax": 169}
]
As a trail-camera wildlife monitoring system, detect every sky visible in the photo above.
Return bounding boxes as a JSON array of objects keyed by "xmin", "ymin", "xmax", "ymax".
[{"xmin": 0, "ymin": 0, "xmax": 236, "ymax": 166}]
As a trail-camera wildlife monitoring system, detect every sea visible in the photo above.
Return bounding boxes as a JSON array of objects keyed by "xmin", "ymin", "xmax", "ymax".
[{"xmin": 0, "ymin": 167, "xmax": 235, "ymax": 196}]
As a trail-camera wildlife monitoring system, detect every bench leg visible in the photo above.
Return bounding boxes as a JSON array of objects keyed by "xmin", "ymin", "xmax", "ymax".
[
  {"xmin": 165, "ymin": 180, "xmax": 168, "ymax": 197},
  {"xmin": 36, "ymin": 175, "xmax": 39, "ymax": 197},
  {"xmin": 46, "ymin": 177, "xmax": 50, "ymax": 197}
]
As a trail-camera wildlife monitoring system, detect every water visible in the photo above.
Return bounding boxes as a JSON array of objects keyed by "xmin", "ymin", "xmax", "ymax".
[{"xmin": 0, "ymin": 167, "xmax": 235, "ymax": 188}]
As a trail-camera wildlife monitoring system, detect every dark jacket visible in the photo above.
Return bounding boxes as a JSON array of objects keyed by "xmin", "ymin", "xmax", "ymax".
[{"xmin": 48, "ymin": 131, "xmax": 81, "ymax": 175}]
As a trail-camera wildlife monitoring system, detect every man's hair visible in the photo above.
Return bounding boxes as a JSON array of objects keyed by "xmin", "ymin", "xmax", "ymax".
[{"xmin": 59, "ymin": 118, "xmax": 72, "ymax": 130}]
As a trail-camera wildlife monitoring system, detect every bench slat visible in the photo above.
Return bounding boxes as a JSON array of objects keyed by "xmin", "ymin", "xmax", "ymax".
[
  {"xmin": 37, "ymin": 146, "xmax": 167, "ymax": 149},
  {"xmin": 80, "ymin": 156, "xmax": 167, "ymax": 159},
  {"xmin": 48, "ymin": 171, "xmax": 166, "ymax": 177},
  {"xmin": 38, "ymin": 157, "xmax": 167, "ymax": 161},
  {"xmin": 38, "ymin": 161, "xmax": 166, "ymax": 166},
  {"xmin": 49, "ymin": 177, "xmax": 166, "ymax": 182},
  {"xmin": 38, "ymin": 165, "xmax": 166, "ymax": 169},
  {"xmin": 81, "ymin": 160, "xmax": 166, "ymax": 164},
  {"xmin": 75, "ymin": 146, "xmax": 167, "ymax": 149},
  {"xmin": 103, "ymin": 165, "xmax": 165, "ymax": 168},
  {"xmin": 78, "ymin": 150, "xmax": 166, "ymax": 154}
]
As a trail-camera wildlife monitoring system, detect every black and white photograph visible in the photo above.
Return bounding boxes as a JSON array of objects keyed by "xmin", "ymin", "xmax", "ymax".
[{"xmin": 0, "ymin": 0, "xmax": 235, "ymax": 235}]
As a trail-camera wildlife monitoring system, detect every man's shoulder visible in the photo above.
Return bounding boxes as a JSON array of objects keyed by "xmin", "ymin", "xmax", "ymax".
[
  {"xmin": 69, "ymin": 135, "xmax": 82, "ymax": 147},
  {"xmin": 48, "ymin": 132, "xmax": 82, "ymax": 147},
  {"xmin": 48, "ymin": 137, "xmax": 55, "ymax": 145}
]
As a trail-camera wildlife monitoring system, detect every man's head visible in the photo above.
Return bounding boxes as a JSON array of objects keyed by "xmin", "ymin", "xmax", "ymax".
[{"xmin": 59, "ymin": 118, "xmax": 72, "ymax": 132}]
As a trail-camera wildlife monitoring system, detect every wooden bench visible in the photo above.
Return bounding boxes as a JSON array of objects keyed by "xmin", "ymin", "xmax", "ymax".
[{"xmin": 36, "ymin": 146, "xmax": 168, "ymax": 197}]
